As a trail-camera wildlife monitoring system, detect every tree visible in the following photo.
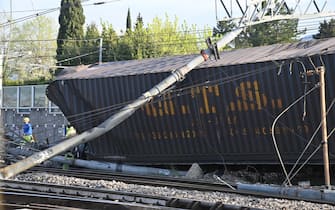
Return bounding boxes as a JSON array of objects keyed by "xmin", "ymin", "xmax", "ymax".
[
  {"xmin": 131, "ymin": 13, "xmax": 152, "ymax": 59},
  {"xmin": 101, "ymin": 21, "xmax": 119, "ymax": 62},
  {"xmin": 56, "ymin": 0, "xmax": 85, "ymax": 66},
  {"xmin": 96, "ymin": 11, "xmax": 211, "ymax": 61},
  {"xmin": 213, "ymin": 1, "xmax": 301, "ymax": 48},
  {"xmin": 126, "ymin": 8, "xmax": 132, "ymax": 33},
  {"xmin": 82, "ymin": 23, "xmax": 100, "ymax": 64},
  {"xmin": 314, "ymin": 19, "xmax": 335, "ymax": 39},
  {"xmin": 146, "ymin": 14, "xmax": 208, "ymax": 57},
  {"xmin": 4, "ymin": 16, "xmax": 57, "ymax": 85},
  {"xmin": 245, "ymin": 19, "xmax": 299, "ymax": 47}
]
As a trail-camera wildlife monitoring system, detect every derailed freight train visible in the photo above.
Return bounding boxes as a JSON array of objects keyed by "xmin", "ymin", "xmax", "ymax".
[{"xmin": 47, "ymin": 38, "xmax": 335, "ymax": 165}]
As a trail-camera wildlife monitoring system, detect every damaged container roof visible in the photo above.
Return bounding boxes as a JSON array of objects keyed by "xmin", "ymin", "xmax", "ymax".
[{"xmin": 56, "ymin": 38, "xmax": 335, "ymax": 79}]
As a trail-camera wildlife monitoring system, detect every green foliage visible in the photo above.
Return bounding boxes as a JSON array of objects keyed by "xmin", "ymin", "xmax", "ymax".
[
  {"xmin": 137, "ymin": 14, "xmax": 209, "ymax": 59},
  {"xmin": 4, "ymin": 16, "xmax": 57, "ymax": 85},
  {"xmin": 131, "ymin": 13, "xmax": 153, "ymax": 59},
  {"xmin": 56, "ymin": 7, "xmax": 212, "ymax": 65},
  {"xmin": 213, "ymin": 1, "xmax": 301, "ymax": 48},
  {"xmin": 314, "ymin": 19, "xmax": 335, "ymax": 39},
  {"xmin": 100, "ymin": 21, "xmax": 121, "ymax": 61},
  {"xmin": 126, "ymin": 8, "xmax": 132, "ymax": 32},
  {"xmin": 81, "ymin": 23, "xmax": 100, "ymax": 64},
  {"xmin": 246, "ymin": 19, "xmax": 300, "ymax": 47},
  {"xmin": 56, "ymin": 0, "xmax": 85, "ymax": 66},
  {"xmin": 94, "ymin": 13, "xmax": 209, "ymax": 62},
  {"xmin": 214, "ymin": 19, "xmax": 299, "ymax": 48}
]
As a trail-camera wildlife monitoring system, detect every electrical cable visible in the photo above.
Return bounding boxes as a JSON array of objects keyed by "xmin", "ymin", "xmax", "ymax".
[
  {"xmin": 56, "ymin": 50, "xmax": 100, "ymax": 64},
  {"xmin": 70, "ymin": 61, "xmax": 278, "ymax": 130},
  {"xmin": 271, "ymin": 83, "xmax": 319, "ymax": 186},
  {"xmin": 24, "ymin": 60, "xmax": 278, "ymax": 137},
  {"xmin": 1, "ymin": 15, "xmax": 331, "ymax": 44},
  {"xmin": 55, "ymin": 57, "xmax": 283, "ymax": 128},
  {"xmin": 283, "ymin": 98, "xmax": 335, "ymax": 185},
  {"xmin": 283, "ymin": 127, "xmax": 335, "ymax": 185},
  {"xmin": 0, "ymin": 0, "xmax": 121, "ymax": 27},
  {"xmin": 297, "ymin": 60, "xmax": 308, "ymax": 121},
  {"xmin": 189, "ymin": 73, "xmax": 229, "ymax": 171},
  {"xmin": 0, "ymin": 0, "xmax": 119, "ymax": 14}
]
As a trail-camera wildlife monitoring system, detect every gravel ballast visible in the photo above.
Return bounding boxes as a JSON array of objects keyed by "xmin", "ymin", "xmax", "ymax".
[{"xmin": 14, "ymin": 172, "xmax": 334, "ymax": 210}]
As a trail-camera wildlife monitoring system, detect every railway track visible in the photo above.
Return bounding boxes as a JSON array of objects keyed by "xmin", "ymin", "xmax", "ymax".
[
  {"xmin": 29, "ymin": 166, "xmax": 237, "ymax": 191},
  {"xmin": 0, "ymin": 179, "xmax": 261, "ymax": 210},
  {"xmin": 26, "ymin": 166, "xmax": 335, "ymax": 206}
]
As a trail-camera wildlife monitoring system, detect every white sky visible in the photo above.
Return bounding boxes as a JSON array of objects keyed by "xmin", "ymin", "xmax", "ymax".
[
  {"xmin": 0, "ymin": 0, "xmax": 218, "ymax": 33},
  {"xmin": 1, "ymin": 0, "xmax": 335, "ymax": 34}
]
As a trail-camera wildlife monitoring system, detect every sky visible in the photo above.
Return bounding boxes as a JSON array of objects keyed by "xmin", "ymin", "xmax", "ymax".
[
  {"xmin": 1, "ymin": 0, "xmax": 335, "ymax": 34},
  {"xmin": 0, "ymin": 0, "xmax": 218, "ymax": 33}
]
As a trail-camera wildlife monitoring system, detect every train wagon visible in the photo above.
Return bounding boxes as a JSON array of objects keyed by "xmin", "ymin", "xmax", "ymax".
[{"xmin": 46, "ymin": 37, "xmax": 335, "ymax": 165}]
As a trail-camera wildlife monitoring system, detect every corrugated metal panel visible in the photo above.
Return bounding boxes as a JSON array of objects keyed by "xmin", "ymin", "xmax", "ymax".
[
  {"xmin": 56, "ymin": 38, "xmax": 335, "ymax": 80},
  {"xmin": 47, "ymin": 39, "xmax": 335, "ymax": 165}
]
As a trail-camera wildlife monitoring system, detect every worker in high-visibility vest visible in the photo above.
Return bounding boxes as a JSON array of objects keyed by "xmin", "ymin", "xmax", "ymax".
[
  {"xmin": 66, "ymin": 124, "xmax": 77, "ymax": 138},
  {"xmin": 22, "ymin": 117, "xmax": 34, "ymax": 143}
]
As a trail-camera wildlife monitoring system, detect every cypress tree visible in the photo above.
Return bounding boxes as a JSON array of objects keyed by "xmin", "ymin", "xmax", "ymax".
[
  {"xmin": 126, "ymin": 8, "xmax": 132, "ymax": 32},
  {"xmin": 56, "ymin": 0, "xmax": 85, "ymax": 66}
]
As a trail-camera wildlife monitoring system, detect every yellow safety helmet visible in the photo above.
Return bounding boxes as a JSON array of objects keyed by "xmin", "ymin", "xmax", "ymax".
[{"xmin": 23, "ymin": 117, "xmax": 30, "ymax": 123}]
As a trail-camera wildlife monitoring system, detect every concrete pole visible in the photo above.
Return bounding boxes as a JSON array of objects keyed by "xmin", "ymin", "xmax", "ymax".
[
  {"xmin": 0, "ymin": 47, "xmax": 3, "ymax": 114},
  {"xmin": 99, "ymin": 38, "xmax": 103, "ymax": 65},
  {"xmin": 0, "ymin": 47, "xmax": 4, "ymax": 167},
  {"xmin": 6, "ymin": 148, "xmax": 187, "ymax": 177},
  {"xmin": 319, "ymin": 66, "xmax": 331, "ymax": 189},
  {"xmin": 0, "ymin": 28, "xmax": 244, "ymax": 179}
]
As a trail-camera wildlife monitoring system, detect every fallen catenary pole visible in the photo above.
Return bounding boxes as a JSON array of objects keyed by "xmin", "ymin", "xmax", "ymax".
[
  {"xmin": 0, "ymin": 28, "xmax": 244, "ymax": 179},
  {"xmin": 7, "ymin": 148, "xmax": 187, "ymax": 176}
]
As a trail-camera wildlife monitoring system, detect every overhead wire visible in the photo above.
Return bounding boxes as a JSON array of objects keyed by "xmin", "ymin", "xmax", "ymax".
[
  {"xmin": 2, "ymin": 14, "xmax": 332, "ymax": 44},
  {"xmin": 22, "ymin": 59, "xmax": 280, "ymax": 137},
  {"xmin": 283, "ymin": 127, "xmax": 335, "ymax": 186},
  {"xmin": 7, "ymin": 49, "xmax": 334, "ymax": 175},
  {"xmin": 0, "ymin": 0, "xmax": 121, "ymax": 27},
  {"xmin": 53, "ymin": 60, "xmax": 280, "ymax": 133},
  {"xmin": 49, "ymin": 57, "xmax": 321, "ymax": 135},
  {"xmin": 283, "ymin": 98, "xmax": 335, "ymax": 185},
  {"xmin": 56, "ymin": 50, "xmax": 100, "ymax": 64},
  {"xmin": 271, "ymin": 83, "xmax": 320, "ymax": 186},
  {"xmin": 0, "ymin": 0, "xmax": 119, "ymax": 14}
]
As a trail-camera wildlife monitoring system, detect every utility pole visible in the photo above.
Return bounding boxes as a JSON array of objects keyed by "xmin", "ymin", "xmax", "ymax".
[
  {"xmin": 0, "ymin": 47, "xmax": 3, "ymax": 115},
  {"xmin": 318, "ymin": 66, "xmax": 331, "ymax": 189},
  {"xmin": 0, "ymin": 47, "xmax": 4, "ymax": 167},
  {"xmin": 0, "ymin": 47, "xmax": 3, "ymax": 116},
  {"xmin": 99, "ymin": 38, "xmax": 103, "ymax": 65}
]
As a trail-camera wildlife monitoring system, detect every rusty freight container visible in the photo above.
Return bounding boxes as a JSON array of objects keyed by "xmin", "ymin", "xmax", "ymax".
[{"xmin": 47, "ymin": 38, "xmax": 335, "ymax": 165}]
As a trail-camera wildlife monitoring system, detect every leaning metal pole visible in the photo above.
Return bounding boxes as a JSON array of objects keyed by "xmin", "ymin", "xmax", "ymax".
[
  {"xmin": 0, "ymin": 28, "xmax": 244, "ymax": 179},
  {"xmin": 318, "ymin": 66, "xmax": 331, "ymax": 189}
]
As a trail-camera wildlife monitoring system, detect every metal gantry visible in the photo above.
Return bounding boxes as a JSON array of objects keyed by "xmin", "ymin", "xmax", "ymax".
[{"xmin": 216, "ymin": 0, "xmax": 334, "ymax": 23}]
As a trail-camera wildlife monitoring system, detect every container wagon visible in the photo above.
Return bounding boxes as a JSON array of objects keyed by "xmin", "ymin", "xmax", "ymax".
[{"xmin": 46, "ymin": 38, "xmax": 335, "ymax": 165}]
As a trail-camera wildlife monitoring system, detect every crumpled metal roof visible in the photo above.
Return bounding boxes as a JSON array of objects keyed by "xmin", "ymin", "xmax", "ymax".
[{"xmin": 56, "ymin": 37, "xmax": 335, "ymax": 80}]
